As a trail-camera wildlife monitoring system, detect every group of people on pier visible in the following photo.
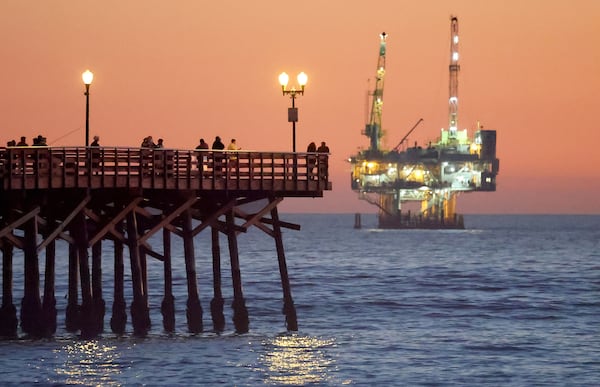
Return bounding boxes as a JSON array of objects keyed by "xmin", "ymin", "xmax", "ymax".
[
  {"xmin": 1, "ymin": 134, "xmax": 331, "ymax": 183},
  {"xmin": 6, "ymin": 135, "xmax": 48, "ymax": 147}
]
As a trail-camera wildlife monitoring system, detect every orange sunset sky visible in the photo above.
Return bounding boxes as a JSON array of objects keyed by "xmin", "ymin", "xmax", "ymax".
[{"xmin": 1, "ymin": 1, "xmax": 599, "ymax": 214}]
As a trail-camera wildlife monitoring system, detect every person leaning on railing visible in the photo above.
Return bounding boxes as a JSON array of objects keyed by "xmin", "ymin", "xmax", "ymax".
[
  {"xmin": 195, "ymin": 138, "xmax": 209, "ymax": 175},
  {"xmin": 90, "ymin": 135, "xmax": 101, "ymax": 173},
  {"xmin": 316, "ymin": 141, "xmax": 330, "ymax": 180}
]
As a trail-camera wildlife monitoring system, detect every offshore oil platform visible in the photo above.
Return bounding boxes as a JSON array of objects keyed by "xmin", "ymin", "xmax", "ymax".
[{"xmin": 349, "ymin": 17, "xmax": 499, "ymax": 229}]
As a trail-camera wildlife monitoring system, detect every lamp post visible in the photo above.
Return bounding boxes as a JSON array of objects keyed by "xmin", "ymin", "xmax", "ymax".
[
  {"xmin": 82, "ymin": 70, "xmax": 94, "ymax": 146},
  {"xmin": 278, "ymin": 72, "xmax": 308, "ymax": 152}
]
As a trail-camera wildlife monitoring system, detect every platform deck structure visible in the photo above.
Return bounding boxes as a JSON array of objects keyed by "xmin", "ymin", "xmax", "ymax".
[{"xmin": 0, "ymin": 146, "xmax": 331, "ymax": 338}]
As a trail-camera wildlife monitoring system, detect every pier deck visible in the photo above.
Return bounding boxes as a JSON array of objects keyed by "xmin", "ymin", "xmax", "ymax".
[{"xmin": 0, "ymin": 146, "xmax": 331, "ymax": 338}]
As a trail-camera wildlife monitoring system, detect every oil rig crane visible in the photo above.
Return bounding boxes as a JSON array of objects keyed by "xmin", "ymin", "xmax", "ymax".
[
  {"xmin": 363, "ymin": 32, "xmax": 387, "ymax": 153},
  {"xmin": 349, "ymin": 17, "xmax": 500, "ymax": 229}
]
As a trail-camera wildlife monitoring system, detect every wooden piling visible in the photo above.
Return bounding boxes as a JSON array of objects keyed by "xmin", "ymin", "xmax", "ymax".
[
  {"xmin": 139, "ymin": 248, "xmax": 151, "ymax": 330},
  {"xmin": 42, "ymin": 236, "xmax": 57, "ymax": 337},
  {"xmin": 226, "ymin": 211, "xmax": 249, "ymax": 334},
  {"xmin": 110, "ymin": 222, "xmax": 127, "ymax": 334},
  {"xmin": 271, "ymin": 206, "xmax": 298, "ymax": 331},
  {"xmin": 161, "ymin": 228, "xmax": 175, "ymax": 333},
  {"xmin": 126, "ymin": 212, "xmax": 150, "ymax": 336},
  {"xmin": 0, "ymin": 243, "xmax": 17, "ymax": 337},
  {"xmin": 21, "ymin": 216, "xmax": 44, "ymax": 337},
  {"xmin": 91, "ymin": 241, "xmax": 105, "ymax": 334},
  {"xmin": 210, "ymin": 226, "xmax": 225, "ymax": 332},
  {"xmin": 73, "ymin": 212, "xmax": 96, "ymax": 339},
  {"xmin": 182, "ymin": 210, "xmax": 203, "ymax": 333},
  {"xmin": 65, "ymin": 244, "xmax": 80, "ymax": 332}
]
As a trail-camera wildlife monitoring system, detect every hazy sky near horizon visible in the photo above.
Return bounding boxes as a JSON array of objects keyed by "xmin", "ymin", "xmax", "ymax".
[{"xmin": 1, "ymin": 1, "xmax": 599, "ymax": 214}]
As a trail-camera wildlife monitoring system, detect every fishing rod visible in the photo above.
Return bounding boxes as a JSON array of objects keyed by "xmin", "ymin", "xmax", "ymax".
[{"xmin": 48, "ymin": 127, "xmax": 82, "ymax": 145}]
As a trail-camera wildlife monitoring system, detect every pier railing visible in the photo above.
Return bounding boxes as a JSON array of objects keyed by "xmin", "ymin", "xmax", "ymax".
[{"xmin": 0, "ymin": 147, "xmax": 331, "ymax": 195}]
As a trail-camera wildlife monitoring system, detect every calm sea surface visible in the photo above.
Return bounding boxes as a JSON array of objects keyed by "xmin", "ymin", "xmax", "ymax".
[{"xmin": 0, "ymin": 214, "xmax": 599, "ymax": 386}]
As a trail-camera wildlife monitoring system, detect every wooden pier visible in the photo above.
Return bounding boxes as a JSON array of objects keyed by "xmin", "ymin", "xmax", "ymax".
[{"xmin": 0, "ymin": 146, "xmax": 331, "ymax": 338}]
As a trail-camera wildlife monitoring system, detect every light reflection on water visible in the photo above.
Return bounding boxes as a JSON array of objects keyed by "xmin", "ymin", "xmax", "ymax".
[
  {"xmin": 258, "ymin": 334, "xmax": 344, "ymax": 385},
  {"xmin": 52, "ymin": 340, "xmax": 123, "ymax": 386}
]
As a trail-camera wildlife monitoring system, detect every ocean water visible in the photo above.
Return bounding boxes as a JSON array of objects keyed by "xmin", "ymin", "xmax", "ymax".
[{"xmin": 0, "ymin": 214, "xmax": 599, "ymax": 386}]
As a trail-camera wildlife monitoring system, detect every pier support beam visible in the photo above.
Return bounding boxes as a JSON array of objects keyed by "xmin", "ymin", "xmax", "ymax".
[
  {"xmin": 271, "ymin": 206, "xmax": 298, "ymax": 331},
  {"xmin": 92, "ymin": 241, "xmax": 105, "ymax": 334},
  {"xmin": 110, "ymin": 223, "xmax": 127, "ymax": 334},
  {"xmin": 73, "ymin": 212, "xmax": 96, "ymax": 339},
  {"xmin": 139, "ymin": 248, "xmax": 151, "ymax": 331},
  {"xmin": 210, "ymin": 227, "xmax": 225, "ymax": 332},
  {"xmin": 226, "ymin": 211, "xmax": 249, "ymax": 333},
  {"xmin": 65, "ymin": 244, "xmax": 80, "ymax": 332},
  {"xmin": 41, "ymin": 237, "xmax": 57, "ymax": 337},
  {"xmin": 161, "ymin": 228, "xmax": 175, "ymax": 333},
  {"xmin": 126, "ymin": 212, "xmax": 150, "ymax": 336},
  {"xmin": 0, "ymin": 243, "xmax": 17, "ymax": 338},
  {"xmin": 182, "ymin": 210, "xmax": 203, "ymax": 333},
  {"xmin": 21, "ymin": 216, "xmax": 44, "ymax": 337}
]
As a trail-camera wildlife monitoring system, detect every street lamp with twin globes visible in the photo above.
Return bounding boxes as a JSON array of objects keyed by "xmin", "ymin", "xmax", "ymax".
[{"xmin": 278, "ymin": 71, "xmax": 308, "ymax": 152}]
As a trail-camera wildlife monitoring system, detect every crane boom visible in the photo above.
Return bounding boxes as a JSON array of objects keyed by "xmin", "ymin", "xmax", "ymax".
[
  {"xmin": 448, "ymin": 16, "xmax": 460, "ymax": 138},
  {"xmin": 392, "ymin": 118, "xmax": 424, "ymax": 151},
  {"xmin": 363, "ymin": 32, "xmax": 387, "ymax": 152}
]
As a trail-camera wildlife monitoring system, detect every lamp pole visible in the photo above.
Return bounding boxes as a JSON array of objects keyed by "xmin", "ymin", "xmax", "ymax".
[
  {"xmin": 278, "ymin": 72, "xmax": 307, "ymax": 152},
  {"xmin": 82, "ymin": 70, "xmax": 94, "ymax": 146}
]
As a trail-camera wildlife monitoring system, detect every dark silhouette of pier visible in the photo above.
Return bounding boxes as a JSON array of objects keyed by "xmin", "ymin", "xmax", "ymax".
[{"xmin": 0, "ymin": 146, "xmax": 331, "ymax": 338}]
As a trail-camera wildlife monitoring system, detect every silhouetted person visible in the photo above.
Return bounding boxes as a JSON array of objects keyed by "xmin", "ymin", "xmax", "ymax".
[
  {"xmin": 196, "ymin": 138, "xmax": 209, "ymax": 150},
  {"xmin": 317, "ymin": 141, "xmax": 329, "ymax": 153},
  {"xmin": 141, "ymin": 136, "xmax": 155, "ymax": 148},
  {"xmin": 212, "ymin": 136, "xmax": 225, "ymax": 150},
  {"xmin": 195, "ymin": 138, "xmax": 209, "ymax": 172},
  {"xmin": 307, "ymin": 142, "xmax": 317, "ymax": 179},
  {"xmin": 33, "ymin": 135, "xmax": 47, "ymax": 146},
  {"xmin": 316, "ymin": 141, "xmax": 329, "ymax": 180},
  {"xmin": 90, "ymin": 136, "xmax": 100, "ymax": 172},
  {"xmin": 16, "ymin": 136, "xmax": 28, "ymax": 146},
  {"xmin": 212, "ymin": 136, "xmax": 225, "ymax": 176},
  {"xmin": 227, "ymin": 138, "xmax": 240, "ymax": 171},
  {"xmin": 154, "ymin": 138, "xmax": 164, "ymax": 148}
]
